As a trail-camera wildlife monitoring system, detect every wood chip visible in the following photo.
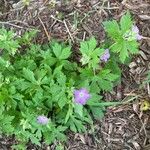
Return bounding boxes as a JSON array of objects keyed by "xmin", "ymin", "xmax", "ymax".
[
  {"xmin": 129, "ymin": 62, "xmax": 137, "ymax": 68},
  {"xmin": 129, "ymin": 68, "xmax": 136, "ymax": 74},
  {"xmin": 132, "ymin": 140, "xmax": 141, "ymax": 150},
  {"xmin": 133, "ymin": 103, "xmax": 140, "ymax": 114},
  {"xmin": 139, "ymin": 51, "xmax": 148, "ymax": 60},
  {"xmin": 78, "ymin": 134, "xmax": 86, "ymax": 144},
  {"xmin": 138, "ymin": 15, "xmax": 150, "ymax": 20}
]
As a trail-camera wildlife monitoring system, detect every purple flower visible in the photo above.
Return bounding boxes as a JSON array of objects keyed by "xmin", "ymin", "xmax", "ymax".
[
  {"xmin": 37, "ymin": 115, "xmax": 49, "ymax": 125},
  {"xmin": 100, "ymin": 49, "xmax": 110, "ymax": 62},
  {"xmin": 132, "ymin": 25, "xmax": 143, "ymax": 40},
  {"xmin": 74, "ymin": 88, "xmax": 91, "ymax": 105}
]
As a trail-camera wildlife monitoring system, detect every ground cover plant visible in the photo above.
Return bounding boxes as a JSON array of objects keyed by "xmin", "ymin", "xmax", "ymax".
[{"xmin": 0, "ymin": 11, "xmax": 142, "ymax": 149}]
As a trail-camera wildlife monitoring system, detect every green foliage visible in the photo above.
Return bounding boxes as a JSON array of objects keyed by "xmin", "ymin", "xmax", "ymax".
[
  {"xmin": 80, "ymin": 37, "xmax": 104, "ymax": 70},
  {"xmin": 103, "ymin": 11, "xmax": 139, "ymax": 63},
  {"xmin": 0, "ymin": 11, "xmax": 140, "ymax": 148},
  {"xmin": 17, "ymin": 30, "xmax": 37, "ymax": 45},
  {"xmin": 52, "ymin": 42, "xmax": 71, "ymax": 60},
  {"xmin": 0, "ymin": 105, "xmax": 14, "ymax": 135},
  {"xmin": 0, "ymin": 28, "xmax": 20, "ymax": 55}
]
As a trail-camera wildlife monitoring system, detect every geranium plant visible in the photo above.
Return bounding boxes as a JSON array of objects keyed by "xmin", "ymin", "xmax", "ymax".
[{"xmin": 0, "ymin": 11, "xmax": 141, "ymax": 149}]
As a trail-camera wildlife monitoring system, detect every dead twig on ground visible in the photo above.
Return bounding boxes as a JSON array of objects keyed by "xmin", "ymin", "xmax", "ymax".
[
  {"xmin": 0, "ymin": 21, "xmax": 24, "ymax": 29},
  {"xmin": 38, "ymin": 16, "xmax": 50, "ymax": 41},
  {"xmin": 63, "ymin": 20, "xmax": 74, "ymax": 43}
]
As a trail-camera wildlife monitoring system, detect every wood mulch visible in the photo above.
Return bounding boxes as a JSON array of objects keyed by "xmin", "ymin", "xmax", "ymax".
[{"xmin": 0, "ymin": 0, "xmax": 150, "ymax": 149}]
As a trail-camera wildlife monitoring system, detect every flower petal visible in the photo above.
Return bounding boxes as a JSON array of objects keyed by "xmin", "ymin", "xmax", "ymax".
[{"xmin": 74, "ymin": 88, "xmax": 91, "ymax": 105}]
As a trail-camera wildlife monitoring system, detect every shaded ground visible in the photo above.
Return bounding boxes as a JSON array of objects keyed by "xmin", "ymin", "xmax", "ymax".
[{"xmin": 0, "ymin": 0, "xmax": 150, "ymax": 149}]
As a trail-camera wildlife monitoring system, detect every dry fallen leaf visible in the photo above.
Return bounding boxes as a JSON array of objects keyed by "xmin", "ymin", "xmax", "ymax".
[{"xmin": 140, "ymin": 100, "xmax": 150, "ymax": 111}]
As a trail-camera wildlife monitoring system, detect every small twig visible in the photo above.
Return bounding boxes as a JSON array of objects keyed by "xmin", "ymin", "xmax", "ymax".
[
  {"xmin": 0, "ymin": 21, "xmax": 24, "ymax": 29},
  {"xmin": 142, "ymin": 36, "xmax": 150, "ymax": 40},
  {"xmin": 8, "ymin": 20, "xmax": 30, "ymax": 26},
  {"xmin": 50, "ymin": 20, "xmax": 57, "ymax": 30},
  {"xmin": 102, "ymin": 7, "xmax": 120, "ymax": 10},
  {"xmin": 121, "ymin": 95, "xmax": 139, "ymax": 104},
  {"xmin": 42, "ymin": 0, "xmax": 49, "ymax": 6},
  {"xmin": 82, "ymin": 24, "xmax": 93, "ymax": 36},
  {"xmin": 93, "ymin": 2, "xmax": 101, "ymax": 8},
  {"xmin": 93, "ymin": 0, "xmax": 119, "ymax": 10},
  {"xmin": 82, "ymin": 32, "xmax": 86, "ymax": 41},
  {"xmin": 50, "ymin": 15, "xmax": 63, "ymax": 23},
  {"xmin": 147, "ymin": 83, "xmax": 150, "ymax": 96},
  {"xmin": 0, "ymin": 21, "xmax": 39, "ymax": 31},
  {"xmin": 63, "ymin": 20, "xmax": 74, "ymax": 43},
  {"xmin": 38, "ymin": 17, "xmax": 50, "ymax": 41}
]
